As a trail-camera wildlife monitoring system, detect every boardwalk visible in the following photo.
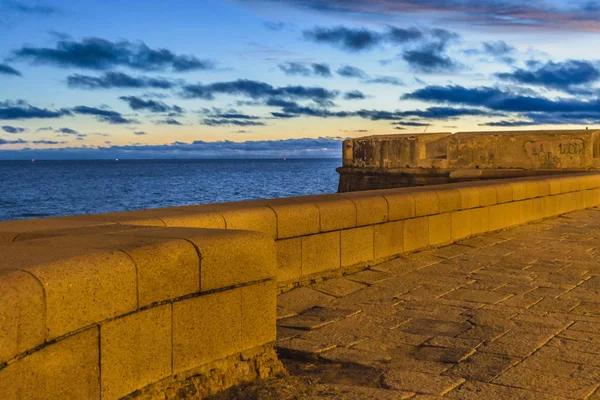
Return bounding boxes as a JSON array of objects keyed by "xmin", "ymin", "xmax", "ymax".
[{"xmin": 224, "ymin": 207, "xmax": 600, "ymax": 399}]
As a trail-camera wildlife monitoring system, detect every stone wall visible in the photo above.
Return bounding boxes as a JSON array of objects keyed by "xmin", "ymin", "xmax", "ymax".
[{"xmin": 2, "ymin": 172, "xmax": 600, "ymax": 398}]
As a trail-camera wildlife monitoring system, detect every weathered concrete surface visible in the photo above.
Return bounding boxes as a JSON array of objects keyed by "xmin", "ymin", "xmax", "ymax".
[
  {"xmin": 222, "ymin": 207, "xmax": 600, "ymax": 399},
  {"xmin": 339, "ymin": 130, "xmax": 600, "ymax": 192}
]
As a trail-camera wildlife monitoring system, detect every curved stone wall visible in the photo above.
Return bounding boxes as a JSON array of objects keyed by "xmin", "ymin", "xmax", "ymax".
[{"xmin": 2, "ymin": 172, "xmax": 600, "ymax": 398}]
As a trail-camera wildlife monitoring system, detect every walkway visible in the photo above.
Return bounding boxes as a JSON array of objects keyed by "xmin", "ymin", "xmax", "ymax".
[{"xmin": 230, "ymin": 207, "xmax": 600, "ymax": 399}]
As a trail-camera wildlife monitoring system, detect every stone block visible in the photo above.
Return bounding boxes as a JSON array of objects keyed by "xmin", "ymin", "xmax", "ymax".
[
  {"xmin": 173, "ymin": 289, "xmax": 242, "ymax": 373},
  {"xmin": 560, "ymin": 177, "xmax": 580, "ymax": 193},
  {"xmin": 127, "ymin": 228, "xmax": 276, "ymax": 292},
  {"xmin": 429, "ymin": 213, "xmax": 451, "ymax": 247},
  {"xmin": 457, "ymin": 187, "xmax": 480, "ymax": 209},
  {"xmin": 242, "ymin": 281, "xmax": 276, "ymax": 350},
  {"xmin": 120, "ymin": 237, "xmax": 199, "ymax": 307},
  {"xmin": 543, "ymin": 195, "xmax": 558, "ymax": 218},
  {"xmin": 451, "ymin": 210, "xmax": 471, "ymax": 241},
  {"xmin": 341, "ymin": 226, "xmax": 374, "ymax": 267},
  {"xmin": 21, "ymin": 248, "xmax": 137, "ymax": 340},
  {"xmin": 479, "ymin": 186, "xmax": 498, "ymax": 206},
  {"xmin": 302, "ymin": 232, "xmax": 341, "ymax": 277},
  {"xmin": 315, "ymin": 199, "xmax": 356, "ymax": 232},
  {"xmin": 525, "ymin": 181, "xmax": 541, "ymax": 199},
  {"xmin": 160, "ymin": 212, "xmax": 226, "ymax": 229},
  {"xmin": 276, "ymin": 238, "xmax": 302, "ymax": 283},
  {"xmin": 0, "ymin": 270, "xmax": 45, "ymax": 364},
  {"xmin": 0, "ymin": 327, "xmax": 100, "ymax": 399},
  {"xmin": 503, "ymin": 201, "xmax": 521, "ymax": 227},
  {"xmin": 435, "ymin": 189, "xmax": 462, "ymax": 213},
  {"xmin": 351, "ymin": 196, "xmax": 388, "ymax": 226},
  {"xmin": 100, "ymin": 305, "xmax": 171, "ymax": 400},
  {"xmin": 469, "ymin": 207, "xmax": 489, "ymax": 236},
  {"xmin": 374, "ymin": 221, "xmax": 404, "ymax": 260},
  {"xmin": 271, "ymin": 203, "xmax": 320, "ymax": 239},
  {"xmin": 403, "ymin": 217, "xmax": 429, "ymax": 252},
  {"xmin": 385, "ymin": 193, "xmax": 416, "ymax": 221},
  {"xmin": 488, "ymin": 204, "xmax": 506, "ymax": 232},
  {"xmin": 585, "ymin": 188, "xmax": 600, "ymax": 208},
  {"xmin": 412, "ymin": 191, "xmax": 440, "ymax": 216},
  {"xmin": 494, "ymin": 183, "xmax": 513, "ymax": 203},
  {"xmin": 509, "ymin": 182, "xmax": 528, "ymax": 201},
  {"xmin": 537, "ymin": 179, "xmax": 551, "ymax": 196},
  {"xmin": 547, "ymin": 178, "xmax": 561, "ymax": 195},
  {"xmin": 221, "ymin": 207, "xmax": 277, "ymax": 238}
]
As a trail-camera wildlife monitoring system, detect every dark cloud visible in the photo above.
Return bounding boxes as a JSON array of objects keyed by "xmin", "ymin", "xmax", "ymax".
[
  {"xmin": 303, "ymin": 26, "xmax": 382, "ymax": 51},
  {"xmin": 32, "ymin": 140, "xmax": 67, "ymax": 144},
  {"xmin": 0, "ymin": 100, "xmax": 71, "ymax": 120},
  {"xmin": 0, "ymin": 63, "xmax": 22, "ymax": 76},
  {"xmin": 202, "ymin": 118, "xmax": 266, "ymax": 127},
  {"xmin": 134, "ymin": 131, "xmax": 147, "ymax": 135},
  {"xmin": 392, "ymin": 121, "xmax": 429, "ymax": 126},
  {"xmin": 4, "ymin": 1, "xmax": 59, "ymax": 15},
  {"xmin": 55, "ymin": 127, "xmax": 78, "ymax": 134},
  {"xmin": 119, "ymin": 96, "xmax": 184, "ymax": 114},
  {"xmin": 278, "ymin": 62, "xmax": 332, "ymax": 77},
  {"xmin": 72, "ymin": 105, "xmax": 138, "ymax": 124},
  {"xmin": 244, "ymin": 0, "xmax": 600, "ymax": 31},
  {"xmin": 344, "ymin": 90, "xmax": 367, "ymax": 100},
  {"xmin": 180, "ymin": 79, "xmax": 339, "ymax": 103},
  {"xmin": 364, "ymin": 76, "xmax": 404, "ymax": 86},
  {"xmin": 36, "ymin": 126, "xmax": 53, "ymax": 131},
  {"xmin": 481, "ymin": 41, "xmax": 515, "ymax": 64},
  {"xmin": 1, "ymin": 125, "xmax": 26, "ymax": 133},
  {"xmin": 337, "ymin": 65, "xmax": 368, "ymax": 79},
  {"xmin": 156, "ymin": 118, "xmax": 183, "ymax": 125},
  {"xmin": 388, "ymin": 27, "xmax": 424, "ymax": 44},
  {"xmin": 0, "ymin": 137, "xmax": 344, "ymax": 159},
  {"xmin": 0, "ymin": 137, "xmax": 27, "ymax": 145},
  {"xmin": 13, "ymin": 37, "xmax": 214, "ymax": 72},
  {"xmin": 67, "ymin": 72, "xmax": 177, "ymax": 90},
  {"xmin": 401, "ymin": 29, "xmax": 460, "ymax": 73},
  {"xmin": 496, "ymin": 60, "xmax": 600, "ymax": 92},
  {"xmin": 263, "ymin": 21, "xmax": 286, "ymax": 31}
]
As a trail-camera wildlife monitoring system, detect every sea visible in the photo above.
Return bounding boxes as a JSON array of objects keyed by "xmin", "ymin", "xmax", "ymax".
[{"xmin": 0, "ymin": 158, "xmax": 341, "ymax": 221}]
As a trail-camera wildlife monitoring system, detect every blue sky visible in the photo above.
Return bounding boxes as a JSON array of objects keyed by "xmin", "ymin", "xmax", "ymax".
[{"xmin": 2, "ymin": 0, "xmax": 600, "ymax": 159}]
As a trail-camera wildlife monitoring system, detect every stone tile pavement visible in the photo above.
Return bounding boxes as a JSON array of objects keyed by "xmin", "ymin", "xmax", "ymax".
[{"xmin": 228, "ymin": 208, "xmax": 600, "ymax": 399}]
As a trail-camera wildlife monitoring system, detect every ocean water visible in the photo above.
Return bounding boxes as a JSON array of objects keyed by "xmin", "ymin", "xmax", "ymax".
[{"xmin": 0, "ymin": 159, "xmax": 341, "ymax": 221}]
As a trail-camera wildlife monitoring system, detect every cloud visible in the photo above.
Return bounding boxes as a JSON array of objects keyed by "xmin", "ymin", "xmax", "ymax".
[
  {"xmin": 303, "ymin": 26, "xmax": 383, "ymax": 51},
  {"xmin": 278, "ymin": 62, "xmax": 332, "ymax": 77},
  {"xmin": 67, "ymin": 72, "xmax": 177, "ymax": 90},
  {"xmin": 202, "ymin": 118, "xmax": 266, "ymax": 126},
  {"xmin": 495, "ymin": 60, "xmax": 600, "ymax": 92},
  {"xmin": 0, "ymin": 137, "xmax": 27, "ymax": 145},
  {"xmin": 481, "ymin": 41, "xmax": 516, "ymax": 64},
  {"xmin": 32, "ymin": 140, "xmax": 67, "ymax": 144},
  {"xmin": 401, "ymin": 29, "xmax": 460, "ymax": 73},
  {"xmin": 0, "ymin": 63, "xmax": 22, "ymax": 76},
  {"xmin": 156, "ymin": 118, "xmax": 183, "ymax": 125},
  {"xmin": 36, "ymin": 126, "xmax": 53, "ymax": 131},
  {"xmin": 4, "ymin": 1, "xmax": 59, "ymax": 15},
  {"xmin": 344, "ymin": 90, "xmax": 367, "ymax": 100},
  {"xmin": 1, "ymin": 125, "xmax": 26, "ymax": 133},
  {"xmin": 55, "ymin": 127, "xmax": 78, "ymax": 134},
  {"xmin": 0, "ymin": 100, "xmax": 71, "ymax": 120},
  {"xmin": 71, "ymin": 105, "xmax": 138, "ymax": 124},
  {"xmin": 119, "ymin": 95, "xmax": 184, "ymax": 114},
  {"xmin": 0, "ymin": 137, "xmax": 344, "ymax": 159},
  {"xmin": 134, "ymin": 131, "xmax": 147, "ymax": 135},
  {"xmin": 392, "ymin": 121, "xmax": 429, "ymax": 126},
  {"xmin": 337, "ymin": 65, "xmax": 368, "ymax": 79},
  {"xmin": 244, "ymin": 0, "xmax": 600, "ymax": 31},
  {"xmin": 263, "ymin": 21, "xmax": 286, "ymax": 31},
  {"xmin": 13, "ymin": 37, "xmax": 215, "ymax": 72},
  {"xmin": 364, "ymin": 76, "xmax": 404, "ymax": 86},
  {"xmin": 180, "ymin": 79, "xmax": 339, "ymax": 103}
]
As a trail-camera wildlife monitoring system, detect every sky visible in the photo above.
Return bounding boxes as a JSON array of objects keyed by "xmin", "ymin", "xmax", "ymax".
[{"xmin": 2, "ymin": 0, "xmax": 600, "ymax": 159}]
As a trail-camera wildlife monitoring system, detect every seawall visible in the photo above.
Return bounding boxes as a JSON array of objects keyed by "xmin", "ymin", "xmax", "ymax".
[{"xmin": 2, "ymin": 172, "xmax": 600, "ymax": 398}]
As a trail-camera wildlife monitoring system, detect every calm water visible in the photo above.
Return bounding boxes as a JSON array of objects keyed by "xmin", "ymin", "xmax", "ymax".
[{"xmin": 0, "ymin": 159, "xmax": 341, "ymax": 221}]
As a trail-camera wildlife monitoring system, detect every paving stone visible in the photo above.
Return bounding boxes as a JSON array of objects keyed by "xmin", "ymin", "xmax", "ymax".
[
  {"xmin": 276, "ymin": 338, "xmax": 337, "ymax": 358},
  {"xmin": 445, "ymin": 381, "xmax": 567, "ymax": 400},
  {"xmin": 312, "ymin": 277, "xmax": 367, "ymax": 297},
  {"xmin": 443, "ymin": 352, "xmax": 519, "ymax": 383},
  {"xmin": 383, "ymin": 370, "xmax": 464, "ymax": 395},
  {"xmin": 319, "ymin": 347, "xmax": 392, "ymax": 366},
  {"xmin": 277, "ymin": 326, "xmax": 303, "ymax": 341},
  {"xmin": 399, "ymin": 318, "xmax": 471, "ymax": 337},
  {"xmin": 277, "ymin": 306, "xmax": 361, "ymax": 330},
  {"xmin": 442, "ymin": 289, "xmax": 513, "ymax": 304},
  {"xmin": 346, "ymin": 269, "xmax": 391, "ymax": 285},
  {"xmin": 311, "ymin": 384, "xmax": 413, "ymax": 399},
  {"xmin": 410, "ymin": 346, "xmax": 476, "ymax": 363},
  {"xmin": 278, "ymin": 287, "xmax": 335, "ymax": 314}
]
